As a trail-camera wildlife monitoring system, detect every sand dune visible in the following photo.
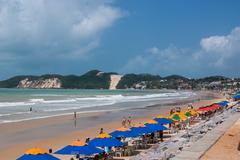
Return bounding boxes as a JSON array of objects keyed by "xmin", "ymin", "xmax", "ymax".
[{"xmin": 109, "ymin": 74, "xmax": 122, "ymax": 90}]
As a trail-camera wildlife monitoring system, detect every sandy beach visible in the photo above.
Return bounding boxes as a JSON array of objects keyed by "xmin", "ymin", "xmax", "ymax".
[
  {"xmin": 0, "ymin": 91, "xmax": 224, "ymax": 160},
  {"xmin": 201, "ymin": 116, "xmax": 240, "ymax": 160}
]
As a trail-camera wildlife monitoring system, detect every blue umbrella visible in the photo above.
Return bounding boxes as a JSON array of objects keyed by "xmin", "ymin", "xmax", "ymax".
[
  {"xmin": 154, "ymin": 118, "xmax": 173, "ymax": 124},
  {"xmin": 110, "ymin": 127, "xmax": 139, "ymax": 138},
  {"xmin": 54, "ymin": 140, "xmax": 103, "ymax": 155},
  {"xmin": 217, "ymin": 101, "xmax": 229, "ymax": 107},
  {"xmin": 17, "ymin": 148, "xmax": 59, "ymax": 160},
  {"xmin": 145, "ymin": 119, "xmax": 168, "ymax": 132},
  {"xmin": 145, "ymin": 123, "xmax": 168, "ymax": 132},
  {"xmin": 88, "ymin": 133, "xmax": 124, "ymax": 147},
  {"xmin": 130, "ymin": 123, "xmax": 153, "ymax": 135},
  {"xmin": 233, "ymin": 94, "xmax": 240, "ymax": 100}
]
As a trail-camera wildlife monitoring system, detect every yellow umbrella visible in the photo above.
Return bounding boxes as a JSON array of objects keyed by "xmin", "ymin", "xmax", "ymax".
[
  {"xmin": 155, "ymin": 115, "xmax": 165, "ymax": 119},
  {"xmin": 189, "ymin": 109, "xmax": 198, "ymax": 116},
  {"xmin": 25, "ymin": 148, "xmax": 48, "ymax": 155},
  {"xmin": 170, "ymin": 112, "xmax": 187, "ymax": 121},
  {"xmin": 96, "ymin": 133, "xmax": 112, "ymax": 138},
  {"xmin": 146, "ymin": 119, "xmax": 158, "ymax": 124},
  {"xmin": 116, "ymin": 127, "xmax": 130, "ymax": 132},
  {"xmin": 178, "ymin": 112, "xmax": 187, "ymax": 121}
]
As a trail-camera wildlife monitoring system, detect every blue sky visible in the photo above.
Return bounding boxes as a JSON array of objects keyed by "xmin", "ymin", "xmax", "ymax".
[{"xmin": 0, "ymin": 0, "xmax": 240, "ymax": 79}]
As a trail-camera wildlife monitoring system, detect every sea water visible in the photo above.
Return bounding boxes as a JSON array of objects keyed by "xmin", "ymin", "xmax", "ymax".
[{"xmin": 0, "ymin": 88, "xmax": 195, "ymax": 123}]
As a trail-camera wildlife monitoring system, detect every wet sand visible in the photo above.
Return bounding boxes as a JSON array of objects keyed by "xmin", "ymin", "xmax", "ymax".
[{"xmin": 0, "ymin": 91, "xmax": 223, "ymax": 160}]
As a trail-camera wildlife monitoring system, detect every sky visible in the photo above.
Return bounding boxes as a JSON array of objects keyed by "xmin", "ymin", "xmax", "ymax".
[{"xmin": 0, "ymin": 0, "xmax": 240, "ymax": 80}]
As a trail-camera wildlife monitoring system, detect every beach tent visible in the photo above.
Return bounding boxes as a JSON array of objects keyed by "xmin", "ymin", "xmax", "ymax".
[
  {"xmin": 110, "ymin": 127, "xmax": 139, "ymax": 138},
  {"xmin": 145, "ymin": 120, "xmax": 168, "ymax": 132},
  {"xmin": 88, "ymin": 133, "xmax": 124, "ymax": 147},
  {"xmin": 17, "ymin": 148, "xmax": 59, "ymax": 160},
  {"xmin": 131, "ymin": 123, "xmax": 153, "ymax": 135},
  {"xmin": 54, "ymin": 140, "xmax": 103, "ymax": 155},
  {"xmin": 154, "ymin": 117, "xmax": 173, "ymax": 124}
]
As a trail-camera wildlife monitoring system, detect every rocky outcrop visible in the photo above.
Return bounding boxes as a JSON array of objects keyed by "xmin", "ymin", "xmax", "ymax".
[
  {"xmin": 17, "ymin": 78, "xmax": 61, "ymax": 89},
  {"xmin": 109, "ymin": 75, "xmax": 122, "ymax": 90}
]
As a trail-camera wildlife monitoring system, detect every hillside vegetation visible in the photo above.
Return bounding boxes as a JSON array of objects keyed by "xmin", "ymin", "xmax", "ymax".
[{"xmin": 0, "ymin": 70, "xmax": 239, "ymax": 90}]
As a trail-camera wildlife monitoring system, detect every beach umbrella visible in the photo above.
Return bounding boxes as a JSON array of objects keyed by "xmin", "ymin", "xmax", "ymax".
[
  {"xmin": 154, "ymin": 117, "xmax": 173, "ymax": 124},
  {"xmin": 210, "ymin": 104, "xmax": 222, "ymax": 110},
  {"xmin": 170, "ymin": 112, "xmax": 187, "ymax": 121},
  {"xmin": 233, "ymin": 94, "xmax": 240, "ymax": 100},
  {"xmin": 131, "ymin": 123, "xmax": 153, "ymax": 135},
  {"xmin": 217, "ymin": 101, "xmax": 229, "ymax": 107},
  {"xmin": 185, "ymin": 111, "xmax": 191, "ymax": 117},
  {"xmin": 197, "ymin": 104, "xmax": 221, "ymax": 112},
  {"xmin": 189, "ymin": 109, "xmax": 198, "ymax": 116},
  {"xmin": 54, "ymin": 140, "xmax": 103, "ymax": 155},
  {"xmin": 155, "ymin": 115, "xmax": 165, "ymax": 119},
  {"xmin": 170, "ymin": 114, "xmax": 181, "ymax": 121},
  {"xmin": 110, "ymin": 127, "xmax": 139, "ymax": 138},
  {"xmin": 88, "ymin": 133, "xmax": 124, "ymax": 147},
  {"xmin": 179, "ymin": 112, "xmax": 187, "ymax": 120},
  {"xmin": 145, "ymin": 120, "xmax": 168, "ymax": 132},
  {"xmin": 17, "ymin": 148, "xmax": 59, "ymax": 160}
]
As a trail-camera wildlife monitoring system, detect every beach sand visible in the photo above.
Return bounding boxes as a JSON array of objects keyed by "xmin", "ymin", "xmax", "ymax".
[
  {"xmin": 0, "ymin": 91, "xmax": 223, "ymax": 160},
  {"xmin": 201, "ymin": 117, "xmax": 240, "ymax": 160}
]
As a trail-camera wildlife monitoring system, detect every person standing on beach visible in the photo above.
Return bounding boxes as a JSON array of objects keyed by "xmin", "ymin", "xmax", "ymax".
[
  {"xmin": 74, "ymin": 111, "xmax": 77, "ymax": 119},
  {"xmin": 122, "ymin": 117, "xmax": 127, "ymax": 127},
  {"xmin": 127, "ymin": 116, "xmax": 132, "ymax": 127},
  {"xmin": 73, "ymin": 111, "xmax": 77, "ymax": 128},
  {"xmin": 99, "ymin": 128, "xmax": 104, "ymax": 134}
]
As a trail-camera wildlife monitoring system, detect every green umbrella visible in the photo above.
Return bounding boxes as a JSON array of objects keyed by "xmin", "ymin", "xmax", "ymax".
[{"xmin": 185, "ymin": 112, "xmax": 191, "ymax": 117}]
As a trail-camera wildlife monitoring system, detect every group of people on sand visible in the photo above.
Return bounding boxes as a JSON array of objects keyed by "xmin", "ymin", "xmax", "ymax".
[
  {"xmin": 170, "ymin": 104, "xmax": 193, "ymax": 115},
  {"xmin": 170, "ymin": 107, "xmax": 181, "ymax": 115},
  {"xmin": 121, "ymin": 116, "xmax": 132, "ymax": 127}
]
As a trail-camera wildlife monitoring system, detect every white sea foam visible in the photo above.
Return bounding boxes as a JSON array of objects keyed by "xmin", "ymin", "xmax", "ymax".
[
  {"xmin": 0, "ymin": 108, "xmax": 124, "ymax": 124},
  {"xmin": 29, "ymin": 98, "xmax": 45, "ymax": 102},
  {"xmin": 0, "ymin": 92, "xmax": 193, "ymax": 108},
  {"xmin": 41, "ymin": 99, "xmax": 77, "ymax": 104},
  {"xmin": 42, "ymin": 101, "xmax": 116, "ymax": 112},
  {"xmin": 0, "ymin": 102, "xmax": 35, "ymax": 108},
  {"xmin": 0, "ymin": 90, "xmax": 196, "ymax": 123},
  {"xmin": 0, "ymin": 111, "xmax": 30, "ymax": 117}
]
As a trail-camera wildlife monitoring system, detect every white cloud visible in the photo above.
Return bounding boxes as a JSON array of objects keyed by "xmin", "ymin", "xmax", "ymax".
[
  {"xmin": 72, "ymin": 5, "xmax": 122, "ymax": 38},
  {"xmin": 200, "ymin": 27, "xmax": 240, "ymax": 67},
  {"xmin": 200, "ymin": 27, "xmax": 240, "ymax": 55},
  {"xmin": 0, "ymin": 0, "xmax": 123, "ymax": 59},
  {"xmin": 0, "ymin": 0, "xmax": 124, "ymax": 78},
  {"xmin": 122, "ymin": 26, "xmax": 240, "ymax": 77},
  {"xmin": 122, "ymin": 45, "xmax": 195, "ymax": 75},
  {"xmin": 148, "ymin": 47, "xmax": 160, "ymax": 54}
]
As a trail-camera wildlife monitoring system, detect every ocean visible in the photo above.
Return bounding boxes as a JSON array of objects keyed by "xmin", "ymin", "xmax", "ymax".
[{"xmin": 0, "ymin": 88, "xmax": 195, "ymax": 123}]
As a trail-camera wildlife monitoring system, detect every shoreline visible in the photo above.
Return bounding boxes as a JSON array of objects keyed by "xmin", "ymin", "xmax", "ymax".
[{"xmin": 0, "ymin": 91, "xmax": 224, "ymax": 159}]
